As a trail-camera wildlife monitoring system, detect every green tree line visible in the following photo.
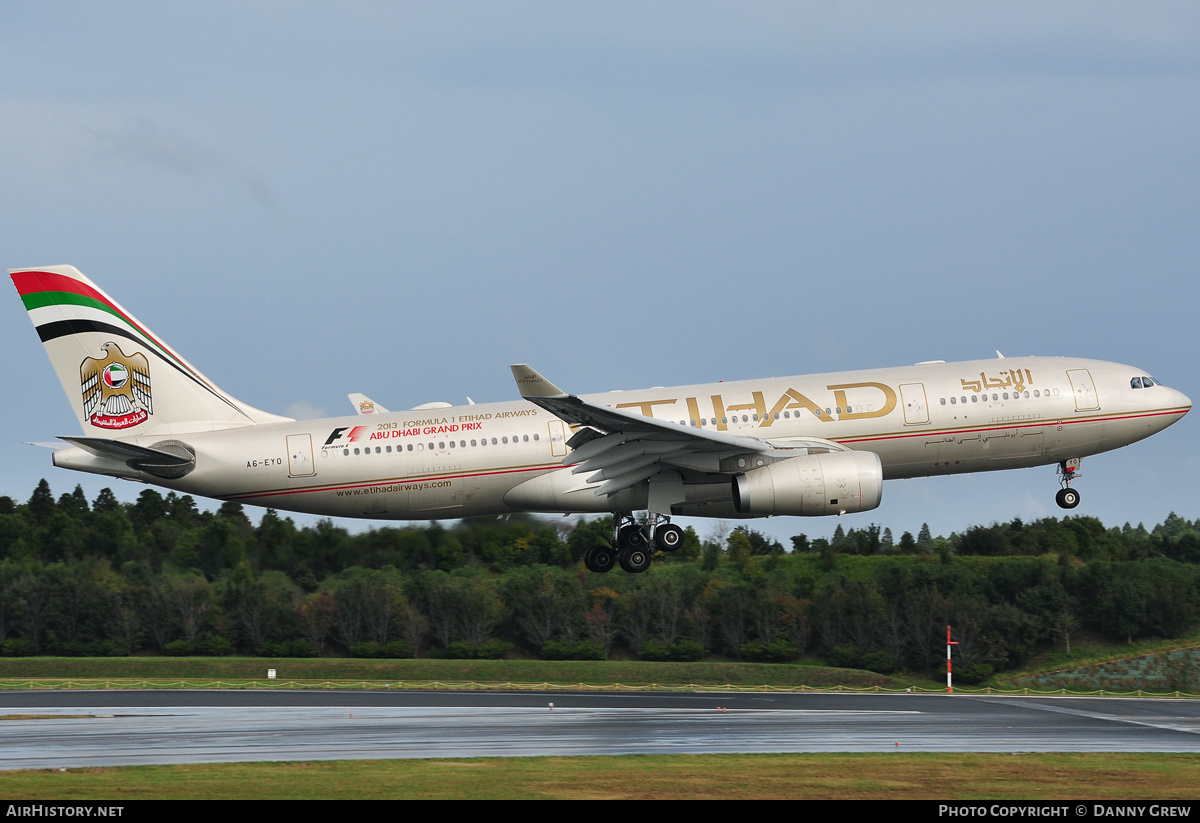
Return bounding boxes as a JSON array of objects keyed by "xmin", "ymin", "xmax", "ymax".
[{"xmin": 2, "ymin": 479, "xmax": 1198, "ymax": 681}]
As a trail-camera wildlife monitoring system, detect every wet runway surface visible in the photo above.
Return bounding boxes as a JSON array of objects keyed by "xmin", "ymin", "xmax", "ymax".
[{"xmin": 3, "ymin": 690, "xmax": 1200, "ymax": 769}]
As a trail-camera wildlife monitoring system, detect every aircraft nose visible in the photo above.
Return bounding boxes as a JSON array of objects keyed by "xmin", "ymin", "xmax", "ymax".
[{"xmin": 1175, "ymin": 388, "xmax": 1192, "ymax": 414}]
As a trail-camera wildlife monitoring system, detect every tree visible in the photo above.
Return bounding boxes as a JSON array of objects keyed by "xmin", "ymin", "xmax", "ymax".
[
  {"xmin": 170, "ymin": 575, "xmax": 212, "ymax": 643},
  {"xmin": 917, "ymin": 523, "xmax": 932, "ymax": 549},
  {"xmin": 583, "ymin": 587, "xmax": 619, "ymax": 658},
  {"xmin": 711, "ymin": 582, "xmax": 754, "ymax": 657},
  {"xmin": 27, "ymin": 480, "xmax": 56, "ymax": 526},
  {"xmin": 501, "ymin": 565, "xmax": 583, "ymax": 648}
]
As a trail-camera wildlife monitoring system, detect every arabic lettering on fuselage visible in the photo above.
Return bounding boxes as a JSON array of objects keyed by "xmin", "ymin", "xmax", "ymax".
[{"xmin": 960, "ymin": 369, "xmax": 1034, "ymax": 394}]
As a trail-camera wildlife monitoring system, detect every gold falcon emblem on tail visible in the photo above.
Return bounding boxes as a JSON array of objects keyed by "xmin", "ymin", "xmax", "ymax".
[{"xmin": 80, "ymin": 342, "xmax": 153, "ymax": 430}]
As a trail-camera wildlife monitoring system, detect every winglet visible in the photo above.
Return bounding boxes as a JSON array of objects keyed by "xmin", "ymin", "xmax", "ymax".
[
  {"xmin": 348, "ymin": 393, "xmax": 388, "ymax": 415},
  {"xmin": 510, "ymin": 364, "xmax": 568, "ymax": 399}
]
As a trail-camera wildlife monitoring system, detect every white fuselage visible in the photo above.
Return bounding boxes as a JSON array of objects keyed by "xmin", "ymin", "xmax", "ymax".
[{"xmin": 51, "ymin": 355, "xmax": 1191, "ymax": 520}]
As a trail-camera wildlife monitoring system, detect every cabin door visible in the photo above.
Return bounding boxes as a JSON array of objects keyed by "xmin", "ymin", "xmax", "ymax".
[
  {"xmin": 286, "ymin": 434, "xmax": 316, "ymax": 477},
  {"xmin": 1066, "ymin": 369, "xmax": 1100, "ymax": 411},
  {"xmin": 899, "ymin": 383, "xmax": 929, "ymax": 425}
]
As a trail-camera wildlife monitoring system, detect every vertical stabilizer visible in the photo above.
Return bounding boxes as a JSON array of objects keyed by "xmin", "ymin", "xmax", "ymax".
[{"xmin": 11, "ymin": 265, "xmax": 291, "ymax": 436}]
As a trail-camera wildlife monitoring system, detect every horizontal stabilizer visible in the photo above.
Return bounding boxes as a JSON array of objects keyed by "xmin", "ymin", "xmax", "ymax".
[{"xmin": 59, "ymin": 436, "xmax": 193, "ymax": 465}]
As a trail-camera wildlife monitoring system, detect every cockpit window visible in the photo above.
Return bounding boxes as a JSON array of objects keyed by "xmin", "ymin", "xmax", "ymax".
[
  {"xmin": 1131, "ymin": 377, "xmax": 1143, "ymax": 389},
  {"xmin": 1144, "ymin": 376, "xmax": 1156, "ymax": 386}
]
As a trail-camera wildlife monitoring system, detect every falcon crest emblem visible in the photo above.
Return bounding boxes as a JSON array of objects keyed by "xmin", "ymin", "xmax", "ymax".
[{"xmin": 80, "ymin": 342, "xmax": 153, "ymax": 429}]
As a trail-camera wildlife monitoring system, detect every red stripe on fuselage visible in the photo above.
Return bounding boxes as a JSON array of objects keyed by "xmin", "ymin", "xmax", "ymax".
[
  {"xmin": 836, "ymin": 407, "xmax": 1188, "ymax": 446},
  {"xmin": 221, "ymin": 408, "xmax": 1189, "ymax": 502},
  {"xmin": 223, "ymin": 463, "xmax": 559, "ymax": 502}
]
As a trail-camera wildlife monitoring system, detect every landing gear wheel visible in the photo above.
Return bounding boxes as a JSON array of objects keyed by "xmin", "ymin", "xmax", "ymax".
[
  {"xmin": 655, "ymin": 523, "xmax": 684, "ymax": 552},
  {"xmin": 1056, "ymin": 488, "xmax": 1080, "ymax": 509},
  {"xmin": 618, "ymin": 545, "xmax": 652, "ymax": 574},
  {"xmin": 618, "ymin": 525, "xmax": 647, "ymax": 548},
  {"xmin": 584, "ymin": 545, "xmax": 617, "ymax": 574}
]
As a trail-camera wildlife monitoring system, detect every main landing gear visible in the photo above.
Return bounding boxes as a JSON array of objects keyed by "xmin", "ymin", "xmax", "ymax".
[
  {"xmin": 1055, "ymin": 458, "xmax": 1081, "ymax": 510},
  {"xmin": 583, "ymin": 513, "xmax": 684, "ymax": 574}
]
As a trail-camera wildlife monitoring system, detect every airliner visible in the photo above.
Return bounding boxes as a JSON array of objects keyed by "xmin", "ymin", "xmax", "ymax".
[{"xmin": 11, "ymin": 265, "xmax": 1191, "ymax": 573}]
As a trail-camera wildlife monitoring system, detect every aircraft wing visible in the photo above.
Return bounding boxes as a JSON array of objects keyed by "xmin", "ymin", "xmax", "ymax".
[{"xmin": 510, "ymin": 364, "xmax": 845, "ymax": 498}]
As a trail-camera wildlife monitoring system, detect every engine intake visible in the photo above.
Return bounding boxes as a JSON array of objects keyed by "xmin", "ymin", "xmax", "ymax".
[{"xmin": 732, "ymin": 450, "xmax": 883, "ymax": 516}]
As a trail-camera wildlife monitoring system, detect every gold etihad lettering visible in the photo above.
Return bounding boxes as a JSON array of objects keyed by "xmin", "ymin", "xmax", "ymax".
[
  {"xmin": 763, "ymin": 388, "xmax": 825, "ymax": 425},
  {"xmin": 710, "ymin": 394, "xmax": 727, "ymax": 430},
  {"xmin": 609, "ymin": 382, "xmax": 900, "ymax": 428},
  {"xmin": 828, "ymin": 382, "xmax": 898, "ymax": 420},
  {"xmin": 725, "ymin": 391, "xmax": 767, "ymax": 420}
]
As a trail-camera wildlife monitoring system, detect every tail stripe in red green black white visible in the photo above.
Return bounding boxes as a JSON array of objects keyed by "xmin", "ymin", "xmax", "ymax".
[{"xmin": 11, "ymin": 265, "xmax": 290, "ymax": 437}]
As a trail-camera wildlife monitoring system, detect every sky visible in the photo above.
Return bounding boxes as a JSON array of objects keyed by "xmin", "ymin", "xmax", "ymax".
[{"xmin": 2, "ymin": 2, "xmax": 1198, "ymax": 545}]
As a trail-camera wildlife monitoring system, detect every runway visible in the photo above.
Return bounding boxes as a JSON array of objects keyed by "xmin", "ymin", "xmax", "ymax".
[{"xmin": 3, "ymin": 690, "xmax": 1200, "ymax": 770}]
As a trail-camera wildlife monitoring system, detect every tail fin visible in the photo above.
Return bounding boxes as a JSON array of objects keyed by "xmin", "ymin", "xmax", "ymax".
[{"xmin": 11, "ymin": 265, "xmax": 291, "ymax": 436}]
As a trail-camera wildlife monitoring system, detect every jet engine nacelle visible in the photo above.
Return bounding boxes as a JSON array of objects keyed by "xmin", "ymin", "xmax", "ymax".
[{"xmin": 732, "ymin": 450, "xmax": 883, "ymax": 517}]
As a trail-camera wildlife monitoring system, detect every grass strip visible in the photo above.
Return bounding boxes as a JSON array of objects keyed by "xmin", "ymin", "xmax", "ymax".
[{"xmin": 2, "ymin": 752, "xmax": 1198, "ymax": 800}]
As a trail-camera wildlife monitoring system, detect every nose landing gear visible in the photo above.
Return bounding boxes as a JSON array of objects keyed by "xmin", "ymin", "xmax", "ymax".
[{"xmin": 1056, "ymin": 459, "xmax": 1081, "ymax": 509}]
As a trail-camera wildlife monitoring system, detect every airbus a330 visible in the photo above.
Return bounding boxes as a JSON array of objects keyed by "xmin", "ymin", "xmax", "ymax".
[{"xmin": 12, "ymin": 265, "xmax": 1191, "ymax": 573}]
